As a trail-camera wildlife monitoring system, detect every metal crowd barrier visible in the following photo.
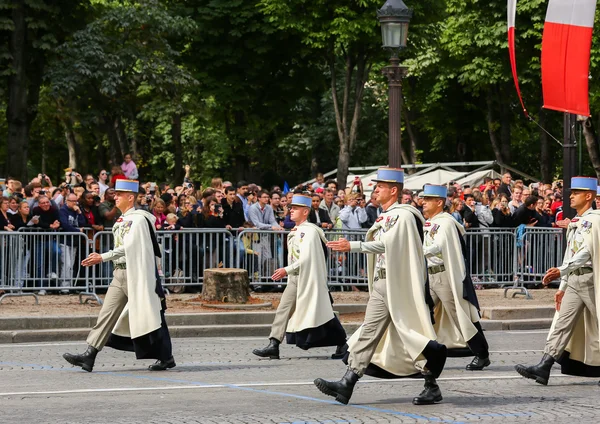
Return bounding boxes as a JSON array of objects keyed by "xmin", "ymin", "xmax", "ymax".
[
  {"xmin": 515, "ymin": 227, "xmax": 564, "ymax": 293},
  {"xmin": 235, "ymin": 228, "xmax": 370, "ymax": 290},
  {"xmin": 0, "ymin": 225, "xmax": 568, "ymax": 303},
  {"xmin": 464, "ymin": 228, "xmax": 517, "ymax": 291},
  {"xmin": 235, "ymin": 229, "xmax": 288, "ymax": 289},
  {"xmin": 0, "ymin": 229, "xmax": 99, "ymax": 304},
  {"xmin": 325, "ymin": 230, "xmax": 369, "ymax": 289},
  {"xmin": 91, "ymin": 229, "xmax": 234, "ymax": 293}
]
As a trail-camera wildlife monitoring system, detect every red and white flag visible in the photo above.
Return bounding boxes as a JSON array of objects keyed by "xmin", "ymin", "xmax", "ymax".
[
  {"xmin": 507, "ymin": 0, "xmax": 528, "ymax": 116},
  {"xmin": 541, "ymin": 0, "xmax": 596, "ymax": 116}
]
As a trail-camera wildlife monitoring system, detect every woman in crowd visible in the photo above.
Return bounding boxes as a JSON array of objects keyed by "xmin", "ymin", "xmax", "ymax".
[
  {"xmin": 80, "ymin": 192, "xmax": 104, "ymax": 232},
  {"xmin": 246, "ymin": 191, "xmax": 257, "ymax": 207},
  {"xmin": 211, "ymin": 177, "xmax": 223, "ymax": 191},
  {"xmin": 178, "ymin": 196, "xmax": 199, "ymax": 228},
  {"xmin": 1, "ymin": 198, "xmax": 15, "ymax": 231},
  {"xmin": 9, "ymin": 201, "xmax": 36, "ymax": 288},
  {"xmin": 152, "ymin": 198, "xmax": 168, "ymax": 230},
  {"xmin": 449, "ymin": 198, "xmax": 464, "ymax": 225},
  {"xmin": 10, "ymin": 201, "xmax": 36, "ymax": 230},
  {"xmin": 491, "ymin": 194, "xmax": 514, "ymax": 227},
  {"xmin": 175, "ymin": 194, "xmax": 187, "ymax": 215},
  {"xmin": 535, "ymin": 197, "xmax": 553, "ymax": 227},
  {"xmin": 7, "ymin": 196, "xmax": 19, "ymax": 215},
  {"xmin": 201, "ymin": 196, "xmax": 226, "ymax": 229},
  {"xmin": 201, "ymin": 196, "xmax": 227, "ymax": 268}
]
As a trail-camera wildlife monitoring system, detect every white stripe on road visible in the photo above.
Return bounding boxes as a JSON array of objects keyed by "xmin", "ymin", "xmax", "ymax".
[
  {"xmin": 0, "ymin": 373, "xmax": 578, "ymax": 397},
  {"xmin": 0, "ymin": 342, "xmax": 83, "ymax": 348}
]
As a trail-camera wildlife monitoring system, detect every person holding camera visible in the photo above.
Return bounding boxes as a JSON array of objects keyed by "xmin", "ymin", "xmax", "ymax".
[
  {"xmin": 222, "ymin": 186, "xmax": 245, "ymax": 230},
  {"xmin": 339, "ymin": 193, "xmax": 367, "ymax": 230},
  {"xmin": 491, "ymin": 194, "xmax": 514, "ymax": 227},
  {"xmin": 59, "ymin": 193, "xmax": 86, "ymax": 293},
  {"xmin": 99, "ymin": 188, "xmax": 122, "ymax": 229}
]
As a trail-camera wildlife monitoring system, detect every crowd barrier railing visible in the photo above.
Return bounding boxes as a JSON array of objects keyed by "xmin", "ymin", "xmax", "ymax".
[
  {"xmin": 0, "ymin": 229, "xmax": 99, "ymax": 304},
  {"xmin": 515, "ymin": 227, "xmax": 564, "ymax": 295},
  {"xmin": 0, "ymin": 225, "xmax": 568, "ymax": 303},
  {"xmin": 91, "ymin": 228, "xmax": 234, "ymax": 294},
  {"xmin": 235, "ymin": 229, "xmax": 289, "ymax": 289}
]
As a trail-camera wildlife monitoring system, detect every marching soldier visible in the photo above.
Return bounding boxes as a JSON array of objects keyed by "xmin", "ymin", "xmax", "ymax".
[
  {"xmin": 63, "ymin": 180, "xmax": 175, "ymax": 372},
  {"xmin": 252, "ymin": 194, "xmax": 346, "ymax": 359},
  {"xmin": 421, "ymin": 184, "xmax": 490, "ymax": 370},
  {"xmin": 314, "ymin": 168, "xmax": 447, "ymax": 406},
  {"xmin": 516, "ymin": 177, "xmax": 600, "ymax": 385}
]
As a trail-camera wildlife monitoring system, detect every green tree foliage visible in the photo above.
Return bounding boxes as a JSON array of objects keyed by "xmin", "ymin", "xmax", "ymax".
[{"xmin": 3, "ymin": 0, "xmax": 600, "ymax": 186}]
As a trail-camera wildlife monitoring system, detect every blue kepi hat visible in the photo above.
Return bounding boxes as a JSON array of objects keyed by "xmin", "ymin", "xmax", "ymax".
[
  {"xmin": 571, "ymin": 177, "xmax": 597, "ymax": 192},
  {"xmin": 115, "ymin": 179, "xmax": 139, "ymax": 193},
  {"xmin": 371, "ymin": 167, "xmax": 404, "ymax": 184},
  {"xmin": 597, "ymin": 186, "xmax": 600, "ymax": 197},
  {"xmin": 420, "ymin": 184, "xmax": 447, "ymax": 198},
  {"xmin": 290, "ymin": 194, "xmax": 312, "ymax": 208}
]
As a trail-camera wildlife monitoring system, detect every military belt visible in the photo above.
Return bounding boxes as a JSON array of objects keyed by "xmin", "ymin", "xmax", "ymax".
[
  {"xmin": 374, "ymin": 269, "xmax": 386, "ymax": 281},
  {"xmin": 572, "ymin": 267, "xmax": 592, "ymax": 276},
  {"xmin": 428, "ymin": 264, "xmax": 446, "ymax": 275}
]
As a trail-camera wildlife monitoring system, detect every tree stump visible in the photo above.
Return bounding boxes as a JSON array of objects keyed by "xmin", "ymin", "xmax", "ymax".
[{"xmin": 202, "ymin": 268, "xmax": 250, "ymax": 303}]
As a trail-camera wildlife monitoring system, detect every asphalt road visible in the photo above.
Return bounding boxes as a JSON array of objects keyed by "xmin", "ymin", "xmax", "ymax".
[{"xmin": 1, "ymin": 331, "xmax": 599, "ymax": 424}]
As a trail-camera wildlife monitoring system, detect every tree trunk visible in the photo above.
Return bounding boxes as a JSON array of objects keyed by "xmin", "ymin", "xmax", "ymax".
[
  {"xmin": 583, "ymin": 117, "xmax": 600, "ymax": 179},
  {"xmin": 6, "ymin": 1, "xmax": 30, "ymax": 182},
  {"xmin": 539, "ymin": 107, "xmax": 551, "ymax": 183},
  {"xmin": 401, "ymin": 94, "xmax": 418, "ymax": 166},
  {"xmin": 486, "ymin": 91, "xmax": 504, "ymax": 164},
  {"xmin": 114, "ymin": 116, "xmax": 128, "ymax": 159},
  {"xmin": 172, "ymin": 113, "xmax": 183, "ymax": 184},
  {"xmin": 61, "ymin": 118, "xmax": 78, "ymax": 169},
  {"xmin": 331, "ymin": 49, "xmax": 372, "ymax": 189},
  {"xmin": 103, "ymin": 115, "xmax": 122, "ymax": 166},
  {"xmin": 499, "ymin": 97, "xmax": 511, "ymax": 165},
  {"xmin": 202, "ymin": 268, "xmax": 249, "ymax": 303}
]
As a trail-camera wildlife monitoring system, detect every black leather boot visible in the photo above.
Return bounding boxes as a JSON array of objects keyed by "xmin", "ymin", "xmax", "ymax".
[
  {"xmin": 63, "ymin": 345, "xmax": 98, "ymax": 372},
  {"xmin": 148, "ymin": 356, "xmax": 176, "ymax": 371},
  {"xmin": 412, "ymin": 371, "xmax": 443, "ymax": 405},
  {"xmin": 515, "ymin": 353, "xmax": 555, "ymax": 385},
  {"xmin": 314, "ymin": 368, "xmax": 360, "ymax": 405},
  {"xmin": 331, "ymin": 343, "xmax": 348, "ymax": 360},
  {"xmin": 252, "ymin": 338, "xmax": 280, "ymax": 359},
  {"xmin": 466, "ymin": 355, "xmax": 491, "ymax": 371}
]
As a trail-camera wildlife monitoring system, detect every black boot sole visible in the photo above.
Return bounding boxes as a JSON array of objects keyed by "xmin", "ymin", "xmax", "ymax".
[
  {"xmin": 466, "ymin": 357, "xmax": 491, "ymax": 371},
  {"xmin": 252, "ymin": 349, "xmax": 280, "ymax": 359},
  {"xmin": 314, "ymin": 378, "xmax": 350, "ymax": 405},
  {"xmin": 412, "ymin": 394, "xmax": 443, "ymax": 405},
  {"xmin": 514, "ymin": 364, "xmax": 548, "ymax": 385},
  {"xmin": 149, "ymin": 360, "xmax": 176, "ymax": 371},
  {"xmin": 63, "ymin": 354, "xmax": 93, "ymax": 372}
]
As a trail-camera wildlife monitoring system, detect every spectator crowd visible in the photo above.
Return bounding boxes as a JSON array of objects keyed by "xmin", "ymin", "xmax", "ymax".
[{"xmin": 0, "ymin": 158, "xmax": 584, "ymax": 296}]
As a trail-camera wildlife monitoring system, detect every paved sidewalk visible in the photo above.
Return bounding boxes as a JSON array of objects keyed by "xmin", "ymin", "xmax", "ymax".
[{"xmin": 0, "ymin": 288, "xmax": 555, "ymax": 317}]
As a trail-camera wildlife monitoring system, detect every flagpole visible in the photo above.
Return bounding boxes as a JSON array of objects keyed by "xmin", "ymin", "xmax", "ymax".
[{"xmin": 562, "ymin": 112, "xmax": 577, "ymax": 219}]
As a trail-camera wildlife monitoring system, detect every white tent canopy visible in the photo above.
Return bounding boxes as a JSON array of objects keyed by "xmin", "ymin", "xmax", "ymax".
[{"xmin": 303, "ymin": 161, "xmax": 531, "ymax": 195}]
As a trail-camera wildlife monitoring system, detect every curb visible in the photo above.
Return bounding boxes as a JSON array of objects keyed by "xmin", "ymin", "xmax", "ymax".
[{"xmin": 0, "ymin": 323, "xmax": 364, "ymax": 344}]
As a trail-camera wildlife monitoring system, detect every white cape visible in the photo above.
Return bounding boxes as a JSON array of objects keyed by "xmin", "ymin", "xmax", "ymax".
[
  {"xmin": 347, "ymin": 203, "xmax": 439, "ymax": 376},
  {"xmin": 285, "ymin": 221, "xmax": 335, "ymax": 332},
  {"xmin": 112, "ymin": 209, "xmax": 163, "ymax": 339},
  {"xmin": 549, "ymin": 210, "xmax": 600, "ymax": 373},
  {"xmin": 428, "ymin": 212, "xmax": 480, "ymax": 350}
]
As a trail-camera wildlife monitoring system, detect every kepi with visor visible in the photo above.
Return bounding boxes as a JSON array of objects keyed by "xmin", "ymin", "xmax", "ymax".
[
  {"xmin": 114, "ymin": 180, "xmax": 140, "ymax": 193},
  {"xmin": 290, "ymin": 194, "xmax": 312, "ymax": 208},
  {"xmin": 371, "ymin": 167, "xmax": 404, "ymax": 184}
]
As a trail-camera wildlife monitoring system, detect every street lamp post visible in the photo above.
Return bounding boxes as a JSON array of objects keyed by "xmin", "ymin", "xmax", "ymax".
[{"xmin": 377, "ymin": 0, "xmax": 413, "ymax": 168}]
